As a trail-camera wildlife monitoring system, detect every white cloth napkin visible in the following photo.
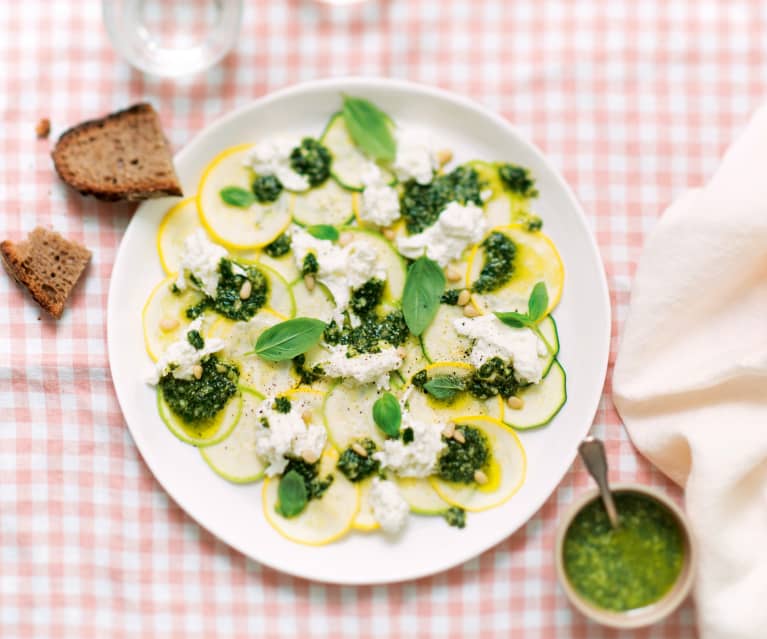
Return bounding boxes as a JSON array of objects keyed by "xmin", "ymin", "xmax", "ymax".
[{"xmin": 613, "ymin": 105, "xmax": 767, "ymax": 639}]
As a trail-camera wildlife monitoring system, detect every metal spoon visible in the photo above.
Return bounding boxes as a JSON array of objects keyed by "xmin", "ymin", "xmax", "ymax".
[{"xmin": 578, "ymin": 436, "xmax": 619, "ymax": 529}]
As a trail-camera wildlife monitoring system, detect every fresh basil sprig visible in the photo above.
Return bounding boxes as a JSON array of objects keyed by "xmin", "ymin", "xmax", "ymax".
[
  {"xmin": 372, "ymin": 392, "xmax": 401, "ymax": 438},
  {"xmin": 253, "ymin": 317, "xmax": 326, "ymax": 362},
  {"xmin": 424, "ymin": 375, "xmax": 465, "ymax": 402},
  {"xmin": 342, "ymin": 95, "xmax": 396, "ymax": 162},
  {"xmin": 494, "ymin": 282, "xmax": 554, "ymax": 351},
  {"xmin": 402, "ymin": 256, "xmax": 446, "ymax": 336},
  {"xmin": 306, "ymin": 224, "xmax": 339, "ymax": 241},
  {"xmin": 276, "ymin": 470, "xmax": 307, "ymax": 518},
  {"xmin": 220, "ymin": 186, "xmax": 255, "ymax": 208}
]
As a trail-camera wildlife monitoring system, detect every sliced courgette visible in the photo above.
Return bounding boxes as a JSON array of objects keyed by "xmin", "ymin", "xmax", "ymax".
[
  {"xmin": 323, "ymin": 381, "xmax": 388, "ymax": 450},
  {"xmin": 291, "ymin": 279, "xmax": 335, "ymax": 322},
  {"xmin": 257, "ymin": 261, "xmax": 295, "ymax": 319},
  {"xmin": 320, "ymin": 112, "xmax": 396, "ymax": 191},
  {"xmin": 200, "ymin": 387, "xmax": 266, "ymax": 483},
  {"xmin": 157, "ymin": 387, "xmax": 242, "ymax": 447},
  {"xmin": 291, "ymin": 178, "xmax": 357, "ymax": 227},
  {"xmin": 504, "ymin": 360, "xmax": 566, "ymax": 430},
  {"xmin": 466, "ymin": 225, "xmax": 564, "ymax": 315},
  {"xmin": 397, "ymin": 477, "xmax": 449, "ymax": 515},
  {"xmin": 157, "ymin": 198, "xmax": 202, "ymax": 275},
  {"xmin": 197, "ymin": 145, "xmax": 292, "ymax": 250},
  {"xmin": 538, "ymin": 315, "xmax": 559, "ymax": 376},
  {"xmin": 340, "ymin": 228, "xmax": 407, "ymax": 303},
  {"xmin": 420, "ymin": 304, "xmax": 472, "ymax": 364},
  {"xmin": 142, "ymin": 275, "xmax": 204, "ymax": 362},
  {"xmin": 352, "ymin": 478, "xmax": 380, "ymax": 531},
  {"xmin": 262, "ymin": 448, "xmax": 360, "ymax": 546},
  {"xmin": 429, "ymin": 416, "xmax": 526, "ymax": 512}
]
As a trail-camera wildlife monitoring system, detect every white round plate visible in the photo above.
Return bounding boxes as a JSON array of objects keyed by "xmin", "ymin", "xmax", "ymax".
[{"xmin": 108, "ymin": 78, "xmax": 610, "ymax": 585}]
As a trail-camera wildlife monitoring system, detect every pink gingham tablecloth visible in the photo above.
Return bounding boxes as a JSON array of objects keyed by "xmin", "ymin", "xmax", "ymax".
[{"xmin": 2, "ymin": 1, "xmax": 765, "ymax": 637}]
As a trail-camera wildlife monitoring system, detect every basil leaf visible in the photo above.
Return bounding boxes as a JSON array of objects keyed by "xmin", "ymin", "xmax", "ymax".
[
  {"xmin": 276, "ymin": 470, "xmax": 307, "ymax": 518},
  {"xmin": 527, "ymin": 281, "xmax": 549, "ymax": 322},
  {"xmin": 254, "ymin": 317, "xmax": 326, "ymax": 362},
  {"xmin": 307, "ymin": 224, "xmax": 340, "ymax": 241},
  {"xmin": 423, "ymin": 375, "xmax": 465, "ymax": 401},
  {"xmin": 342, "ymin": 95, "xmax": 396, "ymax": 162},
  {"xmin": 402, "ymin": 256, "xmax": 446, "ymax": 336},
  {"xmin": 220, "ymin": 186, "xmax": 255, "ymax": 208},
  {"xmin": 372, "ymin": 392, "xmax": 401, "ymax": 438},
  {"xmin": 494, "ymin": 311, "xmax": 532, "ymax": 329}
]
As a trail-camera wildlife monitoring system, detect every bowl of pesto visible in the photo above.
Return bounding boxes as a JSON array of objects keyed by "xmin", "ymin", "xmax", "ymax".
[
  {"xmin": 108, "ymin": 77, "xmax": 610, "ymax": 584},
  {"xmin": 555, "ymin": 484, "xmax": 697, "ymax": 628}
]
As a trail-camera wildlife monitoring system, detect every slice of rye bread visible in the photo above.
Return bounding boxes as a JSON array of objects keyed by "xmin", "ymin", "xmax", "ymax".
[
  {"xmin": 51, "ymin": 103, "xmax": 183, "ymax": 202},
  {"xmin": 1, "ymin": 227, "xmax": 91, "ymax": 319}
]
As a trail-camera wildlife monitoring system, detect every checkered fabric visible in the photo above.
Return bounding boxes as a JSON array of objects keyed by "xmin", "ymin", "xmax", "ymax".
[{"xmin": 2, "ymin": 0, "xmax": 765, "ymax": 636}]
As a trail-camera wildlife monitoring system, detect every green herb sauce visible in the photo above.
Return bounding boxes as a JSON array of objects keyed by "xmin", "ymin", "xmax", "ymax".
[
  {"xmin": 336, "ymin": 439, "xmax": 380, "ymax": 482},
  {"xmin": 563, "ymin": 493, "xmax": 685, "ymax": 612},
  {"xmin": 401, "ymin": 166, "xmax": 483, "ymax": 234},
  {"xmin": 282, "ymin": 457, "xmax": 334, "ymax": 501},
  {"xmin": 437, "ymin": 425, "xmax": 490, "ymax": 483},
  {"xmin": 323, "ymin": 310, "xmax": 408, "ymax": 356},
  {"xmin": 290, "ymin": 138, "xmax": 331, "ymax": 187},
  {"xmin": 264, "ymin": 232, "xmax": 291, "ymax": 258},
  {"xmin": 274, "ymin": 396, "xmax": 291, "ymax": 414},
  {"xmin": 187, "ymin": 330, "xmax": 205, "ymax": 350},
  {"xmin": 401, "ymin": 427, "xmax": 414, "ymax": 444},
  {"xmin": 159, "ymin": 356, "xmax": 239, "ymax": 424},
  {"xmin": 497, "ymin": 163, "xmax": 538, "ymax": 198},
  {"xmin": 440, "ymin": 289, "xmax": 461, "ymax": 305},
  {"xmin": 349, "ymin": 278, "xmax": 385, "ymax": 317},
  {"xmin": 186, "ymin": 259, "xmax": 268, "ymax": 322},
  {"xmin": 472, "ymin": 231, "xmax": 516, "ymax": 294},
  {"xmin": 465, "ymin": 357, "xmax": 520, "ymax": 400},
  {"xmin": 253, "ymin": 174, "xmax": 283, "ymax": 203},
  {"xmin": 292, "ymin": 354, "xmax": 325, "ymax": 385},
  {"xmin": 301, "ymin": 253, "xmax": 319, "ymax": 277},
  {"xmin": 443, "ymin": 506, "xmax": 467, "ymax": 529}
]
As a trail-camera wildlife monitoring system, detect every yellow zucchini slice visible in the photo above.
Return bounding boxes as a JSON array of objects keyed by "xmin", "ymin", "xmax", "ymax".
[
  {"xmin": 142, "ymin": 274, "xmax": 204, "ymax": 361},
  {"xmin": 157, "ymin": 387, "xmax": 242, "ymax": 447},
  {"xmin": 397, "ymin": 477, "xmax": 449, "ymax": 515},
  {"xmin": 352, "ymin": 478, "xmax": 380, "ymax": 531},
  {"xmin": 430, "ymin": 415, "xmax": 526, "ymax": 512},
  {"xmin": 157, "ymin": 198, "xmax": 202, "ymax": 275}
]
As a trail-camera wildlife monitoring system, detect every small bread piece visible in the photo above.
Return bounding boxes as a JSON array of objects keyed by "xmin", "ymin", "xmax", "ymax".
[
  {"xmin": 1, "ymin": 227, "xmax": 91, "ymax": 319},
  {"xmin": 51, "ymin": 103, "xmax": 182, "ymax": 201}
]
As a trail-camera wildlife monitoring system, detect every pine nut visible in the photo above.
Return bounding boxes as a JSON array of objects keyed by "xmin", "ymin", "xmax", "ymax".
[
  {"xmin": 382, "ymin": 228, "xmax": 396, "ymax": 241},
  {"xmin": 301, "ymin": 411, "xmax": 313, "ymax": 424},
  {"xmin": 192, "ymin": 365, "xmax": 203, "ymax": 380},
  {"xmin": 239, "ymin": 279, "xmax": 252, "ymax": 300},
  {"xmin": 159, "ymin": 317, "xmax": 179, "ymax": 332},
  {"xmin": 442, "ymin": 422, "xmax": 456, "ymax": 439},
  {"xmin": 474, "ymin": 470, "xmax": 489, "ymax": 485},
  {"xmin": 302, "ymin": 449, "xmax": 320, "ymax": 464},
  {"xmin": 453, "ymin": 429, "xmax": 465, "ymax": 444},
  {"xmin": 446, "ymin": 266, "xmax": 462, "ymax": 282},
  {"xmin": 397, "ymin": 346, "xmax": 408, "ymax": 358},
  {"xmin": 338, "ymin": 232, "xmax": 353, "ymax": 247},
  {"xmin": 304, "ymin": 274, "xmax": 316, "ymax": 291},
  {"xmin": 462, "ymin": 304, "xmax": 480, "ymax": 318},
  {"xmin": 351, "ymin": 442, "xmax": 368, "ymax": 458},
  {"xmin": 507, "ymin": 396, "xmax": 524, "ymax": 410},
  {"xmin": 456, "ymin": 289, "xmax": 471, "ymax": 307},
  {"xmin": 436, "ymin": 149, "xmax": 453, "ymax": 166}
]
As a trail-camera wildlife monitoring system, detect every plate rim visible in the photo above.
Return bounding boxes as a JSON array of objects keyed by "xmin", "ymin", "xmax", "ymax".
[{"xmin": 107, "ymin": 76, "xmax": 611, "ymax": 585}]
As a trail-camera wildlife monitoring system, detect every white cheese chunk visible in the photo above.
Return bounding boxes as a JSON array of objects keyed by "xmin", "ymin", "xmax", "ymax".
[
  {"xmin": 359, "ymin": 163, "xmax": 400, "ymax": 227},
  {"xmin": 393, "ymin": 133, "xmax": 438, "ymax": 185},
  {"xmin": 291, "ymin": 226, "xmax": 387, "ymax": 317},
  {"xmin": 373, "ymin": 410, "xmax": 446, "ymax": 477},
  {"xmin": 253, "ymin": 398, "xmax": 327, "ymax": 476},
  {"xmin": 396, "ymin": 201, "xmax": 486, "ymax": 266},
  {"xmin": 245, "ymin": 137, "xmax": 309, "ymax": 192},
  {"xmin": 175, "ymin": 230, "xmax": 228, "ymax": 297},
  {"xmin": 321, "ymin": 345, "xmax": 403, "ymax": 389},
  {"xmin": 453, "ymin": 314, "xmax": 548, "ymax": 383},
  {"xmin": 147, "ymin": 316, "xmax": 224, "ymax": 385},
  {"xmin": 369, "ymin": 478, "xmax": 410, "ymax": 534}
]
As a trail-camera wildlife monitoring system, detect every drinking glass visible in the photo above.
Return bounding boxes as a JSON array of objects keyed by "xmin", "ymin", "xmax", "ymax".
[{"xmin": 103, "ymin": 0, "xmax": 243, "ymax": 78}]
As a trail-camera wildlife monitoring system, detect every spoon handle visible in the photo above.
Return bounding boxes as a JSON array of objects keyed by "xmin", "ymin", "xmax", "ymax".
[{"xmin": 578, "ymin": 436, "xmax": 619, "ymax": 528}]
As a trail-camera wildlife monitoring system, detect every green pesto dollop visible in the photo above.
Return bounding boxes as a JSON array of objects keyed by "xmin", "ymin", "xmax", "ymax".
[
  {"xmin": 323, "ymin": 310, "xmax": 408, "ymax": 356},
  {"xmin": 336, "ymin": 439, "xmax": 380, "ymax": 482},
  {"xmin": 253, "ymin": 174, "xmax": 283, "ymax": 203},
  {"xmin": 282, "ymin": 457, "xmax": 334, "ymax": 501},
  {"xmin": 291, "ymin": 354, "xmax": 325, "ymax": 385},
  {"xmin": 401, "ymin": 165, "xmax": 483, "ymax": 234},
  {"xmin": 264, "ymin": 232, "xmax": 291, "ymax": 258},
  {"xmin": 440, "ymin": 288, "xmax": 461, "ymax": 305},
  {"xmin": 472, "ymin": 231, "xmax": 516, "ymax": 294},
  {"xmin": 186, "ymin": 259, "xmax": 268, "ymax": 322},
  {"xmin": 186, "ymin": 329, "xmax": 205, "ymax": 350},
  {"xmin": 349, "ymin": 278, "xmax": 385, "ymax": 317},
  {"xmin": 563, "ymin": 493, "xmax": 685, "ymax": 612},
  {"xmin": 465, "ymin": 357, "xmax": 520, "ymax": 400},
  {"xmin": 443, "ymin": 506, "xmax": 467, "ymax": 528},
  {"xmin": 301, "ymin": 253, "xmax": 319, "ymax": 277},
  {"xmin": 437, "ymin": 425, "xmax": 490, "ymax": 484},
  {"xmin": 159, "ymin": 356, "xmax": 239, "ymax": 424},
  {"xmin": 290, "ymin": 137, "xmax": 331, "ymax": 187},
  {"xmin": 273, "ymin": 396, "xmax": 291, "ymax": 414},
  {"xmin": 497, "ymin": 163, "xmax": 538, "ymax": 198}
]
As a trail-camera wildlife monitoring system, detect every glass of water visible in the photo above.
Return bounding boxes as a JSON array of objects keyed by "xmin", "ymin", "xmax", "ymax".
[{"xmin": 103, "ymin": 0, "xmax": 243, "ymax": 78}]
